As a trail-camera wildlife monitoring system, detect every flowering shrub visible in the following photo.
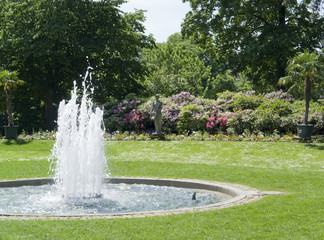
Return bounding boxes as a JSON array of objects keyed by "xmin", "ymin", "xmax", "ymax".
[
  {"xmin": 215, "ymin": 91, "xmax": 235, "ymax": 111},
  {"xmin": 253, "ymin": 99, "xmax": 293, "ymax": 133},
  {"xmin": 177, "ymin": 104, "xmax": 209, "ymax": 133},
  {"xmin": 227, "ymin": 109, "xmax": 256, "ymax": 134},
  {"xmin": 104, "ymin": 99, "xmax": 151, "ymax": 133},
  {"xmin": 206, "ymin": 111, "xmax": 231, "ymax": 134},
  {"xmin": 119, "ymin": 109, "xmax": 150, "ymax": 132},
  {"xmin": 169, "ymin": 92, "xmax": 196, "ymax": 104},
  {"xmin": 264, "ymin": 90, "xmax": 293, "ymax": 102}
]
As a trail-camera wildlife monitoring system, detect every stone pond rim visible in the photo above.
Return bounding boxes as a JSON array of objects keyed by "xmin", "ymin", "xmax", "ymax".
[{"xmin": 0, "ymin": 177, "xmax": 284, "ymax": 219}]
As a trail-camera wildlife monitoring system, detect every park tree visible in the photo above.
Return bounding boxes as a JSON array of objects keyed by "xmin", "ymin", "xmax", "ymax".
[
  {"xmin": 279, "ymin": 50, "xmax": 324, "ymax": 125},
  {"xmin": 141, "ymin": 33, "xmax": 213, "ymax": 97},
  {"xmin": 182, "ymin": 0, "xmax": 324, "ymax": 92},
  {"xmin": 0, "ymin": 0, "xmax": 154, "ymax": 130}
]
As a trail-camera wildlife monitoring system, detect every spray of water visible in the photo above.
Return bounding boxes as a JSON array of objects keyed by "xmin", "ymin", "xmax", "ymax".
[{"xmin": 50, "ymin": 69, "xmax": 107, "ymax": 198}]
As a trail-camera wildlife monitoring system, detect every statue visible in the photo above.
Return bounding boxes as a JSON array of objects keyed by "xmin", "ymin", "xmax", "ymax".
[{"xmin": 150, "ymin": 94, "xmax": 163, "ymax": 136}]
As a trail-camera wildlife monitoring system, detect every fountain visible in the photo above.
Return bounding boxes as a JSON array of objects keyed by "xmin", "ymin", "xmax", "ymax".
[
  {"xmin": 0, "ymin": 70, "xmax": 263, "ymax": 219},
  {"xmin": 51, "ymin": 69, "xmax": 106, "ymax": 199}
]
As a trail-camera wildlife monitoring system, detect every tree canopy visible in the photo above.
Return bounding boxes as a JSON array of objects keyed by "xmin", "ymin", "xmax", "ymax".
[
  {"xmin": 0, "ymin": 0, "xmax": 154, "ymax": 130},
  {"xmin": 182, "ymin": 0, "xmax": 324, "ymax": 92},
  {"xmin": 141, "ymin": 33, "xmax": 214, "ymax": 97}
]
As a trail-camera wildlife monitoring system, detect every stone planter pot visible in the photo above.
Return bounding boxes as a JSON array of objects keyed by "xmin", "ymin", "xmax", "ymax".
[
  {"xmin": 297, "ymin": 124, "xmax": 313, "ymax": 139},
  {"xmin": 3, "ymin": 125, "xmax": 19, "ymax": 139}
]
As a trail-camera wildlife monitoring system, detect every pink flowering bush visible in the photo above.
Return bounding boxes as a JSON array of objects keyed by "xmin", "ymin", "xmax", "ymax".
[
  {"xmin": 206, "ymin": 111, "xmax": 231, "ymax": 134},
  {"xmin": 104, "ymin": 99, "xmax": 151, "ymax": 132}
]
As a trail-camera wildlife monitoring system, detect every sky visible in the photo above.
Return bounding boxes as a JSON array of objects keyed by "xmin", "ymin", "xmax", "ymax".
[{"xmin": 119, "ymin": 0, "xmax": 191, "ymax": 43}]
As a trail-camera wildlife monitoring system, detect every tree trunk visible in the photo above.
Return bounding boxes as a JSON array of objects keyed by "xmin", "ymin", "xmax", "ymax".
[
  {"xmin": 45, "ymin": 88, "xmax": 56, "ymax": 130},
  {"xmin": 45, "ymin": 65, "xmax": 58, "ymax": 131},
  {"xmin": 5, "ymin": 88, "xmax": 14, "ymax": 126},
  {"xmin": 304, "ymin": 77, "xmax": 311, "ymax": 125},
  {"xmin": 277, "ymin": 4, "xmax": 287, "ymax": 81}
]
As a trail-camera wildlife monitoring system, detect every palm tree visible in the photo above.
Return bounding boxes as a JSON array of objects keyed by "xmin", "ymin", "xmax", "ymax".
[
  {"xmin": 0, "ymin": 70, "xmax": 24, "ymax": 126},
  {"xmin": 279, "ymin": 50, "xmax": 323, "ymax": 125}
]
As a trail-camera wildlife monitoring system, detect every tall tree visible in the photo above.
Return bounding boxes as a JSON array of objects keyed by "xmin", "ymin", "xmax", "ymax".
[
  {"xmin": 141, "ymin": 33, "xmax": 213, "ymax": 96},
  {"xmin": 182, "ymin": 0, "xmax": 324, "ymax": 92},
  {"xmin": 0, "ymin": 0, "xmax": 154, "ymax": 130}
]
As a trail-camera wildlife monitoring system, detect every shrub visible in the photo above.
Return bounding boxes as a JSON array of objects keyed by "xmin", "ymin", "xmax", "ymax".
[
  {"xmin": 159, "ymin": 93, "xmax": 217, "ymax": 133},
  {"xmin": 253, "ymin": 99, "xmax": 293, "ymax": 133},
  {"xmin": 227, "ymin": 109, "xmax": 256, "ymax": 134},
  {"xmin": 215, "ymin": 91, "xmax": 264, "ymax": 112},
  {"xmin": 254, "ymin": 109, "xmax": 281, "ymax": 133},
  {"xmin": 206, "ymin": 111, "xmax": 231, "ymax": 134},
  {"xmin": 104, "ymin": 99, "xmax": 151, "ymax": 132},
  {"xmin": 231, "ymin": 92, "xmax": 264, "ymax": 111},
  {"xmin": 177, "ymin": 104, "xmax": 208, "ymax": 133},
  {"xmin": 168, "ymin": 92, "xmax": 195, "ymax": 104},
  {"xmin": 264, "ymin": 90, "xmax": 293, "ymax": 102},
  {"xmin": 215, "ymin": 91, "xmax": 236, "ymax": 112}
]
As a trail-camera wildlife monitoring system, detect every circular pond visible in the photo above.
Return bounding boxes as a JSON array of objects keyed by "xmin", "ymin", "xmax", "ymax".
[{"xmin": 0, "ymin": 177, "xmax": 260, "ymax": 218}]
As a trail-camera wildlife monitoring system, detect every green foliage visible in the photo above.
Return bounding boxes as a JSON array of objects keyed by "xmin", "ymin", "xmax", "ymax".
[
  {"xmin": 0, "ymin": 70, "xmax": 24, "ymax": 92},
  {"xmin": 253, "ymin": 99, "xmax": 293, "ymax": 133},
  {"xmin": 141, "ymin": 33, "xmax": 213, "ymax": 96},
  {"xmin": 0, "ymin": 0, "xmax": 154, "ymax": 130},
  {"xmin": 203, "ymin": 70, "xmax": 237, "ymax": 99},
  {"xmin": 204, "ymin": 71, "xmax": 255, "ymax": 99},
  {"xmin": 176, "ymin": 104, "xmax": 208, "ymax": 133},
  {"xmin": 182, "ymin": 0, "xmax": 324, "ymax": 92},
  {"xmin": 227, "ymin": 109, "xmax": 256, "ymax": 134},
  {"xmin": 258, "ymin": 99, "xmax": 292, "ymax": 116},
  {"xmin": 279, "ymin": 50, "xmax": 324, "ymax": 97},
  {"xmin": 231, "ymin": 92, "xmax": 263, "ymax": 111},
  {"xmin": 0, "ymin": 70, "xmax": 24, "ymax": 125},
  {"xmin": 220, "ymin": 91, "xmax": 324, "ymax": 134}
]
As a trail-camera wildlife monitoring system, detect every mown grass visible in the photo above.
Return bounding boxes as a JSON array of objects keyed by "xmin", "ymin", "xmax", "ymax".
[{"xmin": 0, "ymin": 140, "xmax": 323, "ymax": 239}]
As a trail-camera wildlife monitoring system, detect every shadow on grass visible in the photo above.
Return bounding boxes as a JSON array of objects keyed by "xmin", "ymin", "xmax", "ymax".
[
  {"xmin": 1, "ymin": 139, "xmax": 33, "ymax": 145},
  {"xmin": 305, "ymin": 143, "xmax": 324, "ymax": 150}
]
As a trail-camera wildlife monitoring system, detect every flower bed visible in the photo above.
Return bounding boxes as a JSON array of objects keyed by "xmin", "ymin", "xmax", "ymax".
[{"xmin": 13, "ymin": 130, "xmax": 323, "ymax": 143}]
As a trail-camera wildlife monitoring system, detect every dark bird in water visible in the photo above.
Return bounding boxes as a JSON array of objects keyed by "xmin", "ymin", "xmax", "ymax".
[{"xmin": 192, "ymin": 192, "xmax": 196, "ymax": 200}]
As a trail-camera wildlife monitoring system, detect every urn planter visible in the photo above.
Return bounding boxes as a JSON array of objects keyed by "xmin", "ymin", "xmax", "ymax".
[
  {"xmin": 3, "ymin": 125, "xmax": 19, "ymax": 139},
  {"xmin": 297, "ymin": 124, "xmax": 313, "ymax": 139}
]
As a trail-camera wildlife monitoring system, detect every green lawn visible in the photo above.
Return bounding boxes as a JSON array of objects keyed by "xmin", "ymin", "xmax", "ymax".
[{"xmin": 0, "ymin": 140, "xmax": 323, "ymax": 239}]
